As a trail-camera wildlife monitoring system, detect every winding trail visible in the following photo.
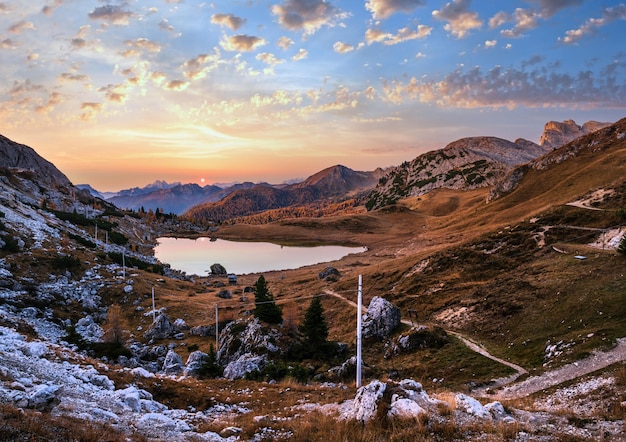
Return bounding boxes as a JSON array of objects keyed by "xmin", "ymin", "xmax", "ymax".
[
  {"xmin": 323, "ymin": 289, "xmax": 528, "ymax": 379},
  {"xmin": 323, "ymin": 289, "xmax": 626, "ymax": 399}
]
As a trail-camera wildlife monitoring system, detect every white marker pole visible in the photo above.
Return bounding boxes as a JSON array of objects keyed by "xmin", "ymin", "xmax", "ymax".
[
  {"xmin": 151, "ymin": 287, "xmax": 156, "ymax": 323},
  {"xmin": 215, "ymin": 304, "xmax": 219, "ymax": 352},
  {"xmin": 356, "ymin": 274, "xmax": 362, "ymax": 388}
]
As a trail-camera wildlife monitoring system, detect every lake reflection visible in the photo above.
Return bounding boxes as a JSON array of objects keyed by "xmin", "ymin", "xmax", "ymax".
[{"xmin": 154, "ymin": 237, "xmax": 366, "ymax": 275}]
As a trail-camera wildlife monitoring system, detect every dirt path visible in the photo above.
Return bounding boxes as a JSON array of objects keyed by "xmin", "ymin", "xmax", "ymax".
[
  {"xmin": 323, "ymin": 289, "xmax": 528, "ymax": 379},
  {"xmin": 490, "ymin": 338, "xmax": 626, "ymax": 400},
  {"xmin": 324, "ymin": 289, "xmax": 626, "ymax": 400}
]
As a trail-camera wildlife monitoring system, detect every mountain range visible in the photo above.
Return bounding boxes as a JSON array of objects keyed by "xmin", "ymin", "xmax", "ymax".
[
  {"xmin": 78, "ymin": 119, "xmax": 610, "ymax": 221},
  {"xmin": 0, "ymin": 117, "xmax": 624, "ymax": 440}
]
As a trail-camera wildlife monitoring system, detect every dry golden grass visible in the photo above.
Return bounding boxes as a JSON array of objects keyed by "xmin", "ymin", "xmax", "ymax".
[{"xmin": 0, "ymin": 404, "xmax": 147, "ymax": 442}]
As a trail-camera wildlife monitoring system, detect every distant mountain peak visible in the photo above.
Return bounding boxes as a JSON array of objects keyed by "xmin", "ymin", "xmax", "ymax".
[{"xmin": 539, "ymin": 119, "xmax": 612, "ymax": 149}]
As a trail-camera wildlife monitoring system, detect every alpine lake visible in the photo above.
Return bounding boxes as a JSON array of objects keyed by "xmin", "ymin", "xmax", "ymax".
[{"xmin": 154, "ymin": 237, "xmax": 367, "ymax": 276}]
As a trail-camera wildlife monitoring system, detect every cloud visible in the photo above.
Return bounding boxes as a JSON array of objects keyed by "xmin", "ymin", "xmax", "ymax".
[
  {"xmin": 488, "ymin": 11, "xmax": 510, "ymax": 29},
  {"xmin": 80, "ymin": 102, "xmax": 102, "ymax": 121},
  {"xmin": 366, "ymin": 24, "xmax": 431, "ymax": 45},
  {"xmin": 35, "ymin": 92, "xmax": 64, "ymax": 114},
  {"xmin": 159, "ymin": 18, "xmax": 179, "ymax": 35},
  {"xmin": 560, "ymin": 4, "xmax": 626, "ymax": 44},
  {"xmin": 432, "ymin": 0, "xmax": 483, "ymax": 39},
  {"xmin": 527, "ymin": 0, "xmax": 584, "ymax": 18},
  {"xmin": 211, "ymin": 13, "xmax": 246, "ymax": 30},
  {"xmin": 272, "ymin": 0, "xmax": 345, "ymax": 35},
  {"xmin": 365, "ymin": 0, "xmax": 426, "ymax": 19},
  {"xmin": 165, "ymin": 80, "xmax": 190, "ymax": 91},
  {"xmin": 256, "ymin": 52, "xmax": 284, "ymax": 66},
  {"xmin": 88, "ymin": 5, "xmax": 133, "ymax": 26},
  {"xmin": 98, "ymin": 84, "xmax": 128, "ymax": 103},
  {"xmin": 0, "ymin": 38, "xmax": 15, "ymax": 49},
  {"xmin": 123, "ymin": 38, "xmax": 162, "ymax": 53},
  {"xmin": 499, "ymin": 8, "xmax": 540, "ymax": 37},
  {"xmin": 42, "ymin": 0, "xmax": 64, "ymax": 16},
  {"xmin": 382, "ymin": 62, "xmax": 626, "ymax": 109},
  {"xmin": 496, "ymin": 0, "xmax": 585, "ymax": 38},
  {"xmin": 181, "ymin": 52, "xmax": 221, "ymax": 80},
  {"xmin": 0, "ymin": 3, "xmax": 10, "ymax": 13},
  {"xmin": 59, "ymin": 73, "xmax": 90, "ymax": 82},
  {"xmin": 292, "ymin": 48, "xmax": 308, "ymax": 61},
  {"xmin": 277, "ymin": 36, "xmax": 293, "ymax": 50},
  {"xmin": 333, "ymin": 41, "xmax": 354, "ymax": 53},
  {"xmin": 485, "ymin": 39, "xmax": 497, "ymax": 48},
  {"xmin": 8, "ymin": 20, "xmax": 35, "ymax": 34},
  {"xmin": 220, "ymin": 34, "xmax": 266, "ymax": 52}
]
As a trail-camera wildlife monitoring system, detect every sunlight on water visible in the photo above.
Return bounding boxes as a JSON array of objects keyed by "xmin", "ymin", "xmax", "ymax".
[{"xmin": 154, "ymin": 237, "xmax": 366, "ymax": 275}]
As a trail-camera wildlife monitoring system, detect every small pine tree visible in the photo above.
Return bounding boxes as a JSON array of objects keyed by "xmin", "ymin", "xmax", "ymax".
[
  {"xmin": 198, "ymin": 344, "xmax": 223, "ymax": 378},
  {"xmin": 299, "ymin": 296, "xmax": 329, "ymax": 358},
  {"xmin": 253, "ymin": 275, "xmax": 283, "ymax": 324}
]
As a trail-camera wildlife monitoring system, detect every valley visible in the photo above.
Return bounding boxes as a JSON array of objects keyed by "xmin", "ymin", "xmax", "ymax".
[{"xmin": 0, "ymin": 119, "xmax": 625, "ymax": 440}]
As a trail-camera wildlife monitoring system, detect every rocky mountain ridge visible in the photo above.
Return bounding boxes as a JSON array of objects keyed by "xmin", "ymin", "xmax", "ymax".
[
  {"xmin": 539, "ymin": 119, "xmax": 612, "ymax": 148},
  {"xmin": 366, "ymin": 119, "xmax": 611, "ymax": 210},
  {"xmin": 489, "ymin": 118, "xmax": 626, "ymax": 201}
]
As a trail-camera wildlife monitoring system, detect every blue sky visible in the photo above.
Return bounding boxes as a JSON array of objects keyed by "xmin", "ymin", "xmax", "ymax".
[{"xmin": 1, "ymin": 0, "xmax": 625, "ymax": 190}]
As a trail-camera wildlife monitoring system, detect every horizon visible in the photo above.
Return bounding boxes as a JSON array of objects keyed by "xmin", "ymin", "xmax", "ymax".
[{"xmin": 1, "ymin": 1, "xmax": 625, "ymax": 191}]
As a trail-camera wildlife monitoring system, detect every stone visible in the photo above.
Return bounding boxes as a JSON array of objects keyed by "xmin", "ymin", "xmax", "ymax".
[
  {"xmin": 362, "ymin": 296, "xmax": 401, "ymax": 339},
  {"xmin": 144, "ymin": 313, "xmax": 176, "ymax": 340},
  {"xmin": 352, "ymin": 380, "xmax": 386, "ymax": 422},
  {"xmin": 184, "ymin": 351, "xmax": 208, "ymax": 378},
  {"xmin": 162, "ymin": 349, "xmax": 184, "ymax": 375},
  {"xmin": 210, "ymin": 263, "xmax": 227, "ymax": 276},
  {"xmin": 388, "ymin": 397, "xmax": 426, "ymax": 419},
  {"xmin": 223, "ymin": 353, "xmax": 266, "ymax": 380},
  {"xmin": 217, "ymin": 289, "xmax": 232, "ymax": 299},
  {"xmin": 318, "ymin": 266, "xmax": 340, "ymax": 281},
  {"xmin": 455, "ymin": 393, "xmax": 492, "ymax": 419}
]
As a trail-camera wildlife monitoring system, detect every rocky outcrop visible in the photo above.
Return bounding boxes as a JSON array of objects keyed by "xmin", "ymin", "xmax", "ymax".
[
  {"xmin": 366, "ymin": 136, "xmax": 551, "ymax": 210},
  {"xmin": 217, "ymin": 318, "xmax": 281, "ymax": 379},
  {"xmin": 144, "ymin": 313, "xmax": 177, "ymax": 341},
  {"xmin": 538, "ymin": 119, "xmax": 611, "ymax": 149},
  {"xmin": 362, "ymin": 296, "xmax": 401, "ymax": 339},
  {"xmin": 184, "ymin": 350, "xmax": 208, "ymax": 378},
  {"xmin": 488, "ymin": 118, "xmax": 624, "ymax": 202},
  {"xmin": 162, "ymin": 349, "xmax": 183, "ymax": 375},
  {"xmin": 0, "ymin": 134, "xmax": 72, "ymax": 188},
  {"xmin": 384, "ymin": 326, "xmax": 448, "ymax": 358},
  {"xmin": 318, "ymin": 266, "xmax": 341, "ymax": 282}
]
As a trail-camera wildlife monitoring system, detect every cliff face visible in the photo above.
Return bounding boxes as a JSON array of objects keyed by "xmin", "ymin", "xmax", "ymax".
[{"xmin": 539, "ymin": 119, "xmax": 612, "ymax": 149}]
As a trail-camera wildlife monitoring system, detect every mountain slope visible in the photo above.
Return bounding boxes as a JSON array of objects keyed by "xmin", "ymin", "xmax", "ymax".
[
  {"xmin": 184, "ymin": 165, "xmax": 383, "ymax": 224},
  {"xmin": 488, "ymin": 117, "xmax": 626, "ymax": 203},
  {"xmin": 108, "ymin": 183, "xmax": 222, "ymax": 214},
  {"xmin": 0, "ymin": 134, "xmax": 72, "ymax": 188},
  {"xmin": 365, "ymin": 136, "xmax": 551, "ymax": 210}
]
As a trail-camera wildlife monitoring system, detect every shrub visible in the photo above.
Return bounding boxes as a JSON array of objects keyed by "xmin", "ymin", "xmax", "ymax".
[{"xmin": 51, "ymin": 254, "xmax": 82, "ymax": 272}]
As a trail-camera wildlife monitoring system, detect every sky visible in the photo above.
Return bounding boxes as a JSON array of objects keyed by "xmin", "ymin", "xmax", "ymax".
[{"xmin": 1, "ymin": 0, "xmax": 625, "ymax": 191}]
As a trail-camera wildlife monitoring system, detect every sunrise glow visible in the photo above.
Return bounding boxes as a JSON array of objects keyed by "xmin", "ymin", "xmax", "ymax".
[{"xmin": 1, "ymin": 0, "xmax": 625, "ymax": 191}]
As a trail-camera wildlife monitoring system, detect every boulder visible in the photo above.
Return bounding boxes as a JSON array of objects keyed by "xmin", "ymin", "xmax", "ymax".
[
  {"xmin": 223, "ymin": 353, "xmax": 266, "ymax": 380},
  {"xmin": 184, "ymin": 351, "xmax": 208, "ymax": 378},
  {"xmin": 28, "ymin": 384, "xmax": 60, "ymax": 411},
  {"xmin": 318, "ymin": 266, "xmax": 341, "ymax": 282},
  {"xmin": 162, "ymin": 349, "xmax": 184, "ymax": 375},
  {"xmin": 217, "ymin": 289, "xmax": 232, "ymax": 299},
  {"xmin": 362, "ymin": 296, "xmax": 401, "ymax": 339},
  {"xmin": 190, "ymin": 325, "xmax": 214, "ymax": 337},
  {"xmin": 353, "ymin": 380, "xmax": 386, "ymax": 422},
  {"xmin": 144, "ymin": 313, "xmax": 177, "ymax": 341},
  {"xmin": 210, "ymin": 263, "xmax": 227, "ymax": 276},
  {"xmin": 455, "ymin": 393, "xmax": 492, "ymax": 420},
  {"xmin": 385, "ymin": 326, "xmax": 448, "ymax": 358}
]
